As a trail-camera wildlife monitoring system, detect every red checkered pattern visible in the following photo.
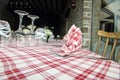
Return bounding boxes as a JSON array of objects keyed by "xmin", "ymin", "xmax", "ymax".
[
  {"xmin": 63, "ymin": 24, "xmax": 77, "ymax": 41},
  {"xmin": 0, "ymin": 40, "xmax": 120, "ymax": 80},
  {"xmin": 62, "ymin": 24, "xmax": 82, "ymax": 53}
]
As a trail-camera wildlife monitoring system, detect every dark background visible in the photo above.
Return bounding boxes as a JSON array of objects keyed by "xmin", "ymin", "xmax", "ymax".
[{"xmin": 0, "ymin": 0, "xmax": 73, "ymax": 38}]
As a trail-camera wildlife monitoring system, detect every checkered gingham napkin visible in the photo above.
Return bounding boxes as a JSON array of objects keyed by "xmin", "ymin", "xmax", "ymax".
[
  {"xmin": 61, "ymin": 24, "xmax": 82, "ymax": 56},
  {"xmin": 0, "ymin": 41, "xmax": 120, "ymax": 80}
]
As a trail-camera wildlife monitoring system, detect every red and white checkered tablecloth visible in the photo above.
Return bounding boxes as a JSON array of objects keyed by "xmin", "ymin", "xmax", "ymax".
[{"xmin": 0, "ymin": 40, "xmax": 120, "ymax": 80}]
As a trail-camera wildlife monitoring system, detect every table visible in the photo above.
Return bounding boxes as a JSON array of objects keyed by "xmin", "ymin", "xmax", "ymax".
[{"xmin": 0, "ymin": 40, "xmax": 120, "ymax": 80}]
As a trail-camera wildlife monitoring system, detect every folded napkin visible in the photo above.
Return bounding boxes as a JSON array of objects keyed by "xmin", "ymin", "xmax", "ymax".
[
  {"xmin": 63, "ymin": 24, "xmax": 77, "ymax": 41},
  {"xmin": 47, "ymin": 24, "xmax": 82, "ymax": 56},
  {"xmin": 58, "ymin": 24, "xmax": 82, "ymax": 56}
]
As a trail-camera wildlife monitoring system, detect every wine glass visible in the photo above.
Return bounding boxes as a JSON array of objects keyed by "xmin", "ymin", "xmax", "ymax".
[
  {"xmin": 14, "ymin": 10, "xmax": 29, "ymax": 47},
  {"xmin": 26, "ymin": 15, "xmax": 39, "ymax": 46},
  {"xmin": 27, "ymin": 15, "xmax": 39, "ymax": 34},
  {"xmin": 14, "ymin": 10, "xmax": 29, "ymax": 34},
  {"xmin": 0, "ymin": 20, "xmax": 11, "ymax": 47}
]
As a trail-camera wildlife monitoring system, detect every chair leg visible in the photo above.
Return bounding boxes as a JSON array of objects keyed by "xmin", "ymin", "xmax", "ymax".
[
  {"xmin": 96, "ymin": 36, "xmax": 101, "ymax": 54},
  {"xmin": 116, "ymin": 49, "xmax": 120, "ymax": 62}
]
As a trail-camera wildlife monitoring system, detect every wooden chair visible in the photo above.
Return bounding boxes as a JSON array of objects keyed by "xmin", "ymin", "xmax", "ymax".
[
  {"xmin": 116, "ymin": 49, "xmax": 120, "ymax": 62},
  {"xmin": 96, "ymin": 30, "xmax": 120, "ymax": 62}
]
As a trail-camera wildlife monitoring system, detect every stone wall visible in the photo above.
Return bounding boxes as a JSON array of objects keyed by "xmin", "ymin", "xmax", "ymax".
[
  {"xmin": 65, "ymin": 0, "xmax": 92, "ymax": 50},
  {"xmin": 64, "ymin": 0, "xmax": 112, "ymax": 50},
  {"xmin": 82, "ymin": 0, "xmax": 92, "ymax": 50},
  {"xmin": 66, "ymin": 0, "xmax": 83, "ymax": 29}
]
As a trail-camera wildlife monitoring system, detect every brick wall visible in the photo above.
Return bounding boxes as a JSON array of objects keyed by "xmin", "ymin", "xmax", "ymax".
[
  {"xmin": 65, "ymin": 0, "xmax": 92, "ymax": 50},
  {"xmin": 82, "ymin": 0, "xmax": 92, "ymax": 50}
]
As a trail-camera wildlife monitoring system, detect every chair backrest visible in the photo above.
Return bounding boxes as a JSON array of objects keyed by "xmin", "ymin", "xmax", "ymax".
[{"xmin": 96, "ymin": 30, "xmax": 120, "ymax": 62}]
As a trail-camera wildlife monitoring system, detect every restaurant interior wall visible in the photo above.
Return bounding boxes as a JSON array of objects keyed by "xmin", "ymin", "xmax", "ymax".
[
  {"xmin": 92, "ymin": 0, "xmax": 120, "ymax": 63},
  {"xmin": 65, "ymin": 0, "xmax": 92, "ymax": 50}
]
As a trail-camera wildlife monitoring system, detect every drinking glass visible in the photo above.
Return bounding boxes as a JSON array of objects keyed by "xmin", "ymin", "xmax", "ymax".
[
  {"xmin": 0, "ymin": 20, "xmax": 11, "ymax": 47},
  {"xmin": 14, "ymin": 10, "xmax": 29, "ymax": 33},
  {"xmin": 14, "ymin": 10, "xmax": 29, "ymax": 47},
  {"xmin": 27, "ymin": 15, "xmax": 39, "ymax": 34},
  {"xmin": 35, "ymin": 28, "xmax": 46, "ymax": 45},
  {"xmin": 26, "ymin": 15, "xmax": 39, "ymax": 46}
]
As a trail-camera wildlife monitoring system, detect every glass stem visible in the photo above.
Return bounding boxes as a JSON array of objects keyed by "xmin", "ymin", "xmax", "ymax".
[
  {"xmin": 31, "ymin": 19, "xmax": 35, "ymax": 33},
  {"xmin": 18, "ymin": 15, "xmax": 23, "ymax": 31}
]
